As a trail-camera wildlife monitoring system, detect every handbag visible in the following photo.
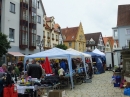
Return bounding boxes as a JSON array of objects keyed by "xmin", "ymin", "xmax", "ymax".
[{"xmin": 3, "ymin": 84, "xmax": 18, "ymax": 97}]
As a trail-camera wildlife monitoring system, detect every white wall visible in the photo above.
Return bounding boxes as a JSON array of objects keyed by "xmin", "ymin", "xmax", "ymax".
[
  {"xmin": 105, "ymin": 52, "xmax": 112, "ymax": 67},
  {"xmin": 114, "ymin": 52, "xmax": 121, "ymax": 66},
  {"xmin": 36, "ymin": 2, "xmax": 44, "ymax": 49},
  {"xmin": 2, "ymin": 0, "xmax": 20, "ymax": 46}
]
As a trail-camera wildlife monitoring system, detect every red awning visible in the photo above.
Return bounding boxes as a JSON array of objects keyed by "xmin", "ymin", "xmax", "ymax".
[{"xmin": 8, "ymin": 52, "xmax": 25, "ymax": 56}]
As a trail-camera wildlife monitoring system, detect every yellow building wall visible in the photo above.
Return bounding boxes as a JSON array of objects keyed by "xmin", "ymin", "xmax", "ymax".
[
  {"xmin": 75, "ymin": 23, "xmax": 86, "ymax": 52},
  {"xmin": 64, "ymin": 41, "xmax": 75, "ymax": 49},
  {"xmin": 63, "ymin": 23, "xmax": 86, "ymax": 52}
]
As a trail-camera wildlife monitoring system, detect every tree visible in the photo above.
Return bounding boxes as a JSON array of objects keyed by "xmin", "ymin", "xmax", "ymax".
[
  {"xmin": 0, "ymin": 33, "xmax": 11, "ymax": 57},
  {"xmin": 55, "ymin": 44, "xmax": 68, "ymax": 50}
]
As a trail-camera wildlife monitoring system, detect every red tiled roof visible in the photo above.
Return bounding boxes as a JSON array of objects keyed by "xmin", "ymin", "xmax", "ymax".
[
  {"xmin": 45, "ymin": 17, "xmax": 51, "ymax": 22},
  {"xmin": 54, "ymin": 24, "xmax": 60, "ymax": 32},
  {"xmin": 106, "ymin": 36, "xmax": 114, "ymax": 48},
  {"xmin": 61, "ymin": 27, "xmax": 79, "ymax": 41},
  {"xmin": 103, "ymin": 37, "xmax": 108, "ymax": 45},
  {"xmin": 117, "ymin": 4, "xmax": 130, "ymax": 26}
]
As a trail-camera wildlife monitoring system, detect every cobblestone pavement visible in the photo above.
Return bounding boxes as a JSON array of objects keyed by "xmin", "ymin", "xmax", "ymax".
[{"xmin": 65, "ymin": 71, "xmax": 130, "ymax": 97}]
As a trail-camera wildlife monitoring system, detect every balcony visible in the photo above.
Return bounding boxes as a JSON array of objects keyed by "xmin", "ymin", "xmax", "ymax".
[
  {"xmin": 122, "ymin": 46, "xmax": 129, "ymax": 50},
  {"xmin": 43, "ymin": 36, "xmax": 46, "ymax": 38},
  {"xmin": 47, "ymin": 37, "xmax": 50, "ymax": 39}
]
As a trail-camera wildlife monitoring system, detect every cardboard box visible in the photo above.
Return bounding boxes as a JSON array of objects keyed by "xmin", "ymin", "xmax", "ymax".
[
  {"xmin": 48, "ymin": 90, "xmax": 65, "ymax": 97},
  {"xmin": 124, "ymin": 82, "xmax": 130, "ymax": 88}
]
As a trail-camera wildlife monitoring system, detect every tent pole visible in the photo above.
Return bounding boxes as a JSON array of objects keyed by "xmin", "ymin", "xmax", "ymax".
[{"xmin": 68, "ymin": 55, "xmax": 74, "ymax": 89}]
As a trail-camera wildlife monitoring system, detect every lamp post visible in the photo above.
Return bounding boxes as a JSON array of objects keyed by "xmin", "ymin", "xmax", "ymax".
[{"xmin": 36, "ymin": 40, "xmax": 44, "ymax": 52}]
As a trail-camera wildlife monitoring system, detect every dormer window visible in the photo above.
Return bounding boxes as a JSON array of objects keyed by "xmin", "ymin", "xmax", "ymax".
[
  {"xmin": 63, "ymin": 35, "xmax": 66, "ymax": 40},
  {"xmin": 86, "ymin": 40, "xmax": 89, "ymax": 44}
]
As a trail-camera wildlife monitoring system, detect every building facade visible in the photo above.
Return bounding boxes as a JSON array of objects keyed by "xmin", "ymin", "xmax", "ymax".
[
  {"xmin": 85, "ymin": 32, "xmax": 105, "ymax": 52},
  {"xmin": 112, "ymin": 5, "xmax": 130, "ymax": 48},
  {"xmin": 0, "ymin": 0, "xmax": 45, "ymax": 55},
  {"xmin": 61, "ymin": 22, "xmax": 86, "ymax": 52},
  {"xmin": 103, "ymin": 37, "xmax": 111, "ymax": 52},
  {"xmin": 103, "ymin": 37, "xmax": 118, "ymax": 52},
  {"xmin": 43, "ymin": 16, "xmax": 63, "ymax": 50}
]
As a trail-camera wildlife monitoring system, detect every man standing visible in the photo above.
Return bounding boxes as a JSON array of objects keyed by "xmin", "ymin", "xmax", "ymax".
[{"xmin": 27, "ymin": 59, "xmax": 42, "ymax": 79}]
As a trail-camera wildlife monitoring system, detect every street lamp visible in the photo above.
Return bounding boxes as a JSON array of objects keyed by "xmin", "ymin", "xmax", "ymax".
[{"xmin": 36, "ymin": 39, "xmax": 44, "ymax": 52}]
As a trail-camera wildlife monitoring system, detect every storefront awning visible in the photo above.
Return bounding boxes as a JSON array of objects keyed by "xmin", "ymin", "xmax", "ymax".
[{"xmin": 8, "ymin": 52, "xmax": 25, "ymax": 56}]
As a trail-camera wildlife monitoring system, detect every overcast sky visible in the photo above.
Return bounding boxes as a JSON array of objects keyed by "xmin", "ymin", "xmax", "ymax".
[{"xmin": 42, "ymin": 0, "xmax": 130, "ymax": 37}]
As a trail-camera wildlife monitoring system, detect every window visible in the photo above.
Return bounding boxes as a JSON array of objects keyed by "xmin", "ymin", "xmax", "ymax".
[
  {"xmin": 47, "ymin": 32, "xmax": 50, "ymax": 37},
  {"xmin": 9, "ymin": 28, "xmax": 15, "ymax": 42},
  {"xmin": 114, "ymin": 45, "xmax": 116, "ymax": 48},
  {"xmin": 31, "ymin": 34, "xmax": 36, "ymax": 46},
  {"xmin": 47, "ymin": 42, "xmax": 50, "ymax": 47},
  {"xmin": 126, "ymin": 40, "xmax": 130, "ymax": 46},
  {"xmin": 69, "ymin": 42, "xmax": 71, "ymax": 47},
  {"xmin": 37, "ymin": 1, "xmax": 39, "ymax": 9},
  {"xmin": 86, "ymin": 40, "xmax": 89, "ymax": 44},
  {"xmin": 126, "ymin": 29, "xmax": 130, "ymax": 35},
  {"xmin": 60, "ymin": 41, "xmax": 62, "ymax": 44},
  {"xmin": 37, "ymin": 15, "xmax": 41, "ymax": 23},
  {"xmin": 22, "ymin": 32, "xmax": 28, "ymax": 45},
  {"xmin": 114, "ymin": 30, "xmax": 117, "ymax": 37},
  {"xmin": 37, "ymin": 35, "xmax": 41, "ymax": 44},
  {"xmin": 10, "ymin": 2, "xmax": 15, "ymax": 13},
  {"xmin": 52, "ymin": 34, "xmax": 54, "ymax": 38},
  {"xmin": 56, "ymin": 35, "xmax": 58, "ymax": 39},
  {"xmin": 43, "ymin": 31, "xmax": 45, "ymax": 36}
]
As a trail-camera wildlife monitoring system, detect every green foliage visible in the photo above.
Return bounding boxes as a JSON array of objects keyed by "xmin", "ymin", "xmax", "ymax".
[
  {"xmin": 55, "ymin": 44, "xmax": 68, "ymax": 50},
  {"xmin": 0, "ymin": 33, "xmax": 11, "ymax": 57}
]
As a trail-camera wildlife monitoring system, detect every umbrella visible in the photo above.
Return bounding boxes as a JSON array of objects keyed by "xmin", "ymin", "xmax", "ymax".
[{"xmin": 44, "ymin": 57, "xmax": 52, "ymax": 74}]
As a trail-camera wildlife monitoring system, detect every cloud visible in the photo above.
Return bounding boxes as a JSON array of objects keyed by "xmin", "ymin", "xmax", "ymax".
[{"xmin": 42, "ymin": 0, "xmax": 130, "ymax": 36}]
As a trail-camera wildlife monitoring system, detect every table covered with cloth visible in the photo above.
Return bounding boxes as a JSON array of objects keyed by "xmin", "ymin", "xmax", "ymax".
[{"xmin": 16, "ymin": 85, "xmax": 35, "ymax": 94}]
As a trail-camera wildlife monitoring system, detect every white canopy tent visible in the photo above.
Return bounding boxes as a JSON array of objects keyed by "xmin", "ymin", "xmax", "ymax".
[
  {"xmin": 67, "ymin": 48, "xmax": 92, "ymax": 79},
  {"xmin": 93, "ymin": 48, "xmax": 105, "ymax": 56},
  {"xmin": 24, "ymin": 48, "xmax": 84, "ymax": 89},
  {"xmin": 67, "ymin": 48, "xmax": 91, "ymax": 58}
]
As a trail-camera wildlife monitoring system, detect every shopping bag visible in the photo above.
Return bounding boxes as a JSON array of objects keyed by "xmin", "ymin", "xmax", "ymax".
[
  {"xmin": 10, "ymin": 84, "xmax": 18, "ymax": 97},
  {"xmin": 3, "ymin": 86, "xmax": 11, "ymax": 97},
  {"xmin": 3, "ymin": 84, "xmax": 18, "ymax": 97}
]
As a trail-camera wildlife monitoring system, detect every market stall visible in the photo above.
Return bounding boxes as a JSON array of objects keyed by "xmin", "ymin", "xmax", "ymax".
[
  {"xmin": 24, "ymin": 47, "xmax": 83, "ymax": 89},
  {"xmin": 6, "ymin": 52, "xmax": 25, "ymax": 65},
  {"xmin": 84, "ymin": 51, "xmax": 104, "ymax": 74},
  {"xmin": 67, "ymin": 48, "xmax": 92, "ymax": 79}
]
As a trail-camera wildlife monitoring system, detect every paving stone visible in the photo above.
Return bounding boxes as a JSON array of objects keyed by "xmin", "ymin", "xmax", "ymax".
[{"xmin": 65, "ymin": 71, "xmax": 125, "ymax": 97}]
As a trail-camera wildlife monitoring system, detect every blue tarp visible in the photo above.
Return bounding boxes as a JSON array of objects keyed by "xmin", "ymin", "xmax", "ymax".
[
  {"xmin": 84, "ymin": 52, "xmax": 104, "ymax": 73},
  {"xmin": 96, "ymin": 58, "xmax": 104, "ymax": 73}
]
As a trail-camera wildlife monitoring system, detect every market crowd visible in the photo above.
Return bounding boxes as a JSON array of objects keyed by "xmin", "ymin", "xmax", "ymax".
[{"xmin": 0, "ymin": 58, "xmax": 92, "ymax": 97}]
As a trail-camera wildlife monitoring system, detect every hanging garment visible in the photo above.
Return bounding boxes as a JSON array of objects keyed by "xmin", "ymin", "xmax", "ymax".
[{"xmin": 60, "ymin": 61, "xmax": 66, "ymax": 71}]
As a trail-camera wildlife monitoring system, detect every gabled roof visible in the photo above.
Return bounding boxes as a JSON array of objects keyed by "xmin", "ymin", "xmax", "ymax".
[
  {"xmin": 106, "ymin": 36, "xmax": 114, "ymax": 48},
  {"xmin": 85, "ymin": 32, "xmax": 102, "ymax": 45},
  {"xmin": 103, "ymin": 37, "xmax": 109, "ymax": 45},
  {"xmin": 54, "ymin": 24, "xmax": 60, "ymax": 32},
  {"xmin": 61, "ymin": 27, "xmax": 79, "ymax": 42},
  {"xmin": 117, "ymin": 4, "xmax": 130, "ymax": 26},
  {"xmin": 45, "ymin": 23, "xmax": 51, "ymax": 30},
  {"xmin": 45, "ymin": 17, "xmax": 51, "ymax": 22}
]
